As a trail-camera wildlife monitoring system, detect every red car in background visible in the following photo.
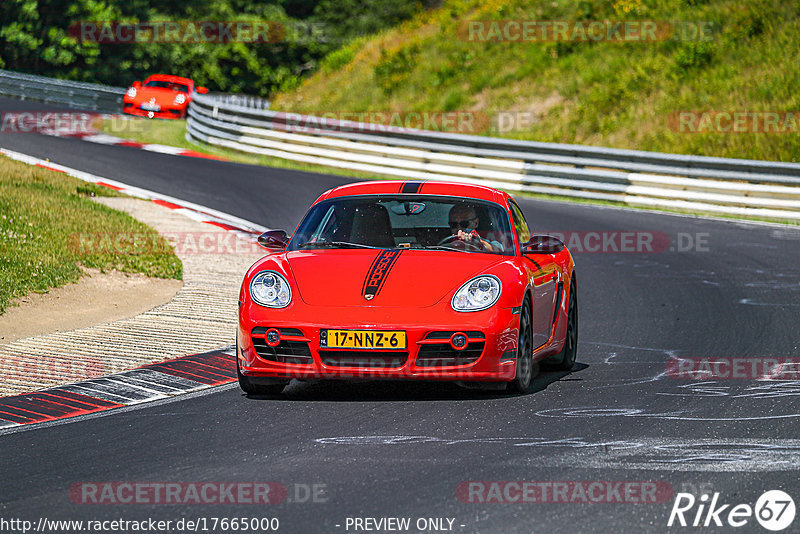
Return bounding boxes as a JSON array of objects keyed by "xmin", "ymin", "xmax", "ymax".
[
  {"xmin": 122, "ymin": 74, "xmax": 208, "ymax": 119},
  {"xmin": 237, "ymin": 180, "xmax": 579, "ymax": 396}
]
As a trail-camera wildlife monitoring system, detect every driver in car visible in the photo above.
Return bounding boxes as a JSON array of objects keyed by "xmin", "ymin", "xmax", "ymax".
[{"xmin": 447, "ymin": 203, "xmax": 503, "ymax": 252}]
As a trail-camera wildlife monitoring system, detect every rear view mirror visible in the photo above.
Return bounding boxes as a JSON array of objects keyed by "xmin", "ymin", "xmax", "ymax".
[
  {"xmin": 132, "ymin": 81, "xmax": 141, "ymax": 88},
  {"xmin": 522, "ymin": 235, "xmax": 565, "ymax": 254},
  {"xmin": 257, "ymin": 230, "xmax": 289, "ymax": 250},
  {"xmin": 390, "ymin": 202, "xmax": 426, "ymax": 215},
  {"xmin": 196, "ymin": 86, "xmax": 209, "ymax": 94}
]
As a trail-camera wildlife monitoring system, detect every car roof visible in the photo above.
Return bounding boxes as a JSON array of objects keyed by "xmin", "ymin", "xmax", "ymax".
[
  {"xmin": 319, "ymin": 181, "xmax": 512, "ymax": 206},
  {"xmin": 145, "ymin": 74, "xmax": 193, "ymax": 85}
]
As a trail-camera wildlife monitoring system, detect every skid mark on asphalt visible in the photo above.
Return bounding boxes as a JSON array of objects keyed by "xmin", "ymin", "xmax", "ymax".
[
  {"xmin": 658, "ymin": 381, "xmax": 800, "ymax": 399},
  {"xmin": 316, "ymin": 436, "xmax": 640, "ymax": 449},
  {"xmin": 586, "ymin": 345, "xmax": 800, "ymax": 390},
  {"xmin": 743, "ymin": 280, "xmax": 800, "ymax": 290},
  {"xmin": 313, "ymin": 436, "xmax": 800, "ymax": 471},
  {"xmin": 738, "ymin": 298, "xmax": 800, "ymax": 307},
  {"xmin": 0, "ymin": 347, "xmax": 236, "ymax": 431},
  {"xmin": 535, "ymin": 406, "xmax": 800, "ymax": 421},
  {"xmin": 579, "ymin": 341, "xmax": 674, "ymax": 387},
  {"xmin": 570, "ymin": 343, "xmax": 800, "ymax": 407}
]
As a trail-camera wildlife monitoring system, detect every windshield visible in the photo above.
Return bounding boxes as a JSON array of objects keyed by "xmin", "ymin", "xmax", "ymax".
[
  {"xmin": 287, "ymin": 195, "xmax": 515, "ymax": 255},
  {"xmin": 144, "ymin": 80, "xmax": 189, "ymax": 92}
]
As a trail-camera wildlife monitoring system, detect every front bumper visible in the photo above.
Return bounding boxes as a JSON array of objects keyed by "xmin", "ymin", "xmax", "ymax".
[
  {"xmin": 122, "ymin": 102, "xmax": 185, "ymax": 119},
  {"xmin": 238, "ymin": 304, "xmax": 520, "ymax": 382}
]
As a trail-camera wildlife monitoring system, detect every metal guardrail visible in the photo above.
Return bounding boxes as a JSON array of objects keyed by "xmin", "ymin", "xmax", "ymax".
[
  {"xmin": 188, "ymin": 93, "xmax": 800, "ymax": 220},
  {"xmin": 0, "ymin": 69, "xmax": 125, "ymax": 113},
  {"xmin": 0, "ymin": 68, "xmax": 796, "ymax": 220},
  {"xmin": 206, "ymin": 93, "xmax": 271, "ymax": 111}
]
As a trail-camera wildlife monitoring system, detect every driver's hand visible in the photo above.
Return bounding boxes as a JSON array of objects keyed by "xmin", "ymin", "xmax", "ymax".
[
  {"xmin": 456, "ymin": 230, "xmax": 486, "ymax": 250},
  {"xmin": 456, "ymin": 229, "xmax": 472, "ymax": 242}
]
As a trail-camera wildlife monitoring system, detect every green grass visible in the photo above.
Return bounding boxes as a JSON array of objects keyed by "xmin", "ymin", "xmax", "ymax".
[
  {"xmin": 271, "ymin": 0, "xmax": 800, "ymax": 163},
  {"xmin": 0, "ymin": 156, "xmax": 182, "ymax": 314}
]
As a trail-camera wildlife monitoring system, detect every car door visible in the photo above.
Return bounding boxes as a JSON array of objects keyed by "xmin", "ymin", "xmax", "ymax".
[{"xmin": 509, "ymin": 200, "xmax": 558, "ymax": 349}]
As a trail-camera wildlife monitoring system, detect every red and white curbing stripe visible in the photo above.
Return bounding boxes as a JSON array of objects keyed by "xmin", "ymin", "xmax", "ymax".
[
  {"xmin": 0, "ymin": 347, "xmax": 238, "ymax": 431},
  {"xmin": 0, "ymin": 147, "xmax": 267, "ymax": 242},
  {"xmin": 45, "ymin": 129, "xmax": 227, "ymax": 161}
]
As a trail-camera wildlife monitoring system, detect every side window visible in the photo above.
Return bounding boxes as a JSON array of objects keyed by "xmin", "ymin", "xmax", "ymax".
[{"xmin": 509, "ymin": 201, "xmax": 532, "ymax": 246}]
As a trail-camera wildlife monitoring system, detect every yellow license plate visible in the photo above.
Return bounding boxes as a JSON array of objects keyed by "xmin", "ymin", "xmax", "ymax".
[{"xmin": 322, "ymin": 329, "xmax": 406, "ymax": 349}]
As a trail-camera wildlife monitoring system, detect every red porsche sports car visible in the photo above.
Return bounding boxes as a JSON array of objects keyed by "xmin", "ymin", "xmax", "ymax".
[
  {"xmin": 122, "ymin": 74, "xmax": 208, "ymax": 119},
  {"xmin": 237, "ymin": 181, "xmax": 577, "ymax": 395}
]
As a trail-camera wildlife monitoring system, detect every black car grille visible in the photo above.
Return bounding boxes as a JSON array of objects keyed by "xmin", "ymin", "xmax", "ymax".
[
  {"xmin": 252, "ymin": 327, "xmax": 303, "ymax": 336},
  {"xmin": 423, "ymin": 331, "xmax": 484, "ymax": 340},
  {"xmin": 251, "ymin": 327, "xmax": 312, "ymax": 365},
  {"xmin": 415, "ymin": 331, "xmax": 485, "ymax": 367},
  {"xmin": 319, "ymin": 351, "xmax": 408, "ymax": 368}
]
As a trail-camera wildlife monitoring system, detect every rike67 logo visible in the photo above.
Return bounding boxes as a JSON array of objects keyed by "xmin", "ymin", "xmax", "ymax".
[{"xmin": 668, "ymin": 490, "xmax": 795, "ymax": 531}]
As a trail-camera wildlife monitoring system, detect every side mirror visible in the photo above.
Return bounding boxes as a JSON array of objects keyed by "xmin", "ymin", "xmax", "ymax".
[
  {"xmin": 522, "ymin": 235, "xmax": 565, "ymax": 255},
  {"xmin": 257, "ymin": 230, "xmax": 288, "ymax": 250},
  {"xmin": 132, "ymin": 81, "xmax": 141, "ymax": 89},
  {"xmin": 196, "ymin": 86, "xmax": 209, "ymax": 94}
]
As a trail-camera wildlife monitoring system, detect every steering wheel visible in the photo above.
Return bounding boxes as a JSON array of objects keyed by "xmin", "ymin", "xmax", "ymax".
[{"xmin": 437, "ymin": 234, "xmax": 484, "ymax": 251}]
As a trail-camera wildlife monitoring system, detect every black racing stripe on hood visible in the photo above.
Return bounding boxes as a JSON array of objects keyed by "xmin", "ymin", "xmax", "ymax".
[
  {"xmin": 363, "ymin": 249, "xmax": 403, "ymax": 300},
  {"xmin": 400, "ymin": 181, "xmax": 424, "ymax": 193}
]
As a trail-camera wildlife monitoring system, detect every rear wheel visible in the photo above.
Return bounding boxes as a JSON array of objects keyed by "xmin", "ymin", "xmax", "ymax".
[
  {"xmin": 543, "ymin": 277, "xmax": 578, "ymax": 371},
  {"xmin": 237, "ymin": 350, "xmax": 288, "ymax": 395},
  {"xmin": 508, "ymin": 297, "xmax": 536, "ymax": 393}
]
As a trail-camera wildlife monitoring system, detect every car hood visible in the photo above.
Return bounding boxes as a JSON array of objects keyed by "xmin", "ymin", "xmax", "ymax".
[
  {"xmin": 285, "ymin": 249, "xmax": 504, "ymax": 307},
  {"xmin": 131, "ymin": 87, "xmax": 186, "ymax": 105}
]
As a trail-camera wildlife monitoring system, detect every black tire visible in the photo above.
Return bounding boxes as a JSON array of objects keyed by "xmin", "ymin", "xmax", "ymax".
[
  {"xmin": 543, "ymin": 277, "xmax": 578, "ymax": 371},
  {"xmin": 237, "ymin": 351, "xmax": 288, "ymax": 396},
  {"xmin": 508, "ymin": 297, "xmax": 536, "ymax": 393}
]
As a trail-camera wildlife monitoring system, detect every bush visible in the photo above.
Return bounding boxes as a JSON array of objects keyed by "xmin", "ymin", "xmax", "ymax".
[{"xmin": 674, "ymin": 42, "xmax": 713, "ymax": 73}]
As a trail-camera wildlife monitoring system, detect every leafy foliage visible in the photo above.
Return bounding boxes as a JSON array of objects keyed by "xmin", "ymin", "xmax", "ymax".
[{"xmin": 0, "ymin": 0, "xmax": 430, "ymax": 96}]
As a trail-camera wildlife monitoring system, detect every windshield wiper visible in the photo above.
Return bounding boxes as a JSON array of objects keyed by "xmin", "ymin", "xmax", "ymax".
[
  {"xmin": 298, "ymin": 241, "xmax": 380, "ymax": 250},
  {"xmin": 415, "ymin": 245, "xmax": 469, "ymax": 252}
]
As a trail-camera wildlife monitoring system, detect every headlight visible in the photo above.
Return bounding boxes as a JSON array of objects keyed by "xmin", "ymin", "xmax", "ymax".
[
  {"xmin": 451, "ymin": 275, "xmax": 501, "ymax": 312},
  {"xmin": 173, "ymin": 93, "xmax": 186, "ymax": 105},
  {"xmin": 126, "ymin": 87, "xmax": 137, "ymax": 98},
  {"xmin": 250, "ymin": 271, "xmax": 292, "ymax": 308}
]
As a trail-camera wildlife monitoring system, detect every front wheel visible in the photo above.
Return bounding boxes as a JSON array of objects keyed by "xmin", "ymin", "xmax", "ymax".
[
  {"xmin": 508, "ymin": 298, "xmax": 536, "ymax": 393},
  {"xmin": 237, "ymin": 351, "xmax": 288, "ymax": 396},
  {"xmin": 543, "ymin": 277, "xmax": 578, "ymax": 371}
]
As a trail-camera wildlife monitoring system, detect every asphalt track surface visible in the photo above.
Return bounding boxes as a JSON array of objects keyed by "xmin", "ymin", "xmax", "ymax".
[{"xmin": 1, "ymin": 96, "xmax": 800, "ymax": 533}]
